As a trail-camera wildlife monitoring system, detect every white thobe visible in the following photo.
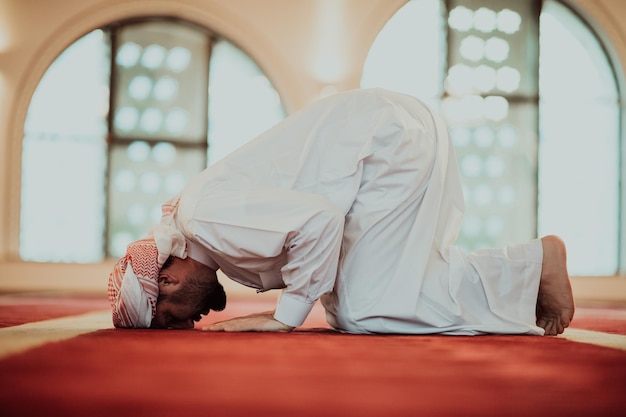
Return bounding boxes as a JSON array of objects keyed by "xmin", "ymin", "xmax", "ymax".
[{"xmin": 172, "ymin": 88, "xmax": 544, "ymax": 335}]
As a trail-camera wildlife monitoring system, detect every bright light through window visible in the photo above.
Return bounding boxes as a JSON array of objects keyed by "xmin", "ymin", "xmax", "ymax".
[
  {"xmin": 538, "ymin": 0, "xmax": 619, "ymax": 275},
  {"xmin": 207, "ymin": 39, "xmax": 285, "ymax": 164},
  {"xmin": 362, "ymin": 0, "xmax": 621, "ymax": 275},
  {"xmin": 20, "ymin": 22, "xmax": 286, "ymax": 262},
  {"xmin": 361, "ymin": 0, "xmax": 444, "ymax": 106},
  {"xmin": 21, "ymin": 30, "xmax": 109, "ymax": 263}
]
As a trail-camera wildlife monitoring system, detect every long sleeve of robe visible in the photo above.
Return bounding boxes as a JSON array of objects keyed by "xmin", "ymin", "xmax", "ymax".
[
  {"xmin": 169, "ymin": 88, "xmax": 544, "ymax": 334},
  {"xmin": 178, "ymin": 187, "xmax": 345, "ymax": 327}
]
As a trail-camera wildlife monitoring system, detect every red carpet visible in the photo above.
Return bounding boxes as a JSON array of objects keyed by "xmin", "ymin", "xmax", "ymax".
[
  {"xmin": 0, "ymin": 294, "xmax": 625, "ymax": 417},
  {"xmin": 0, "ymin": 294, "xmax": 111, "ymax": 328}
]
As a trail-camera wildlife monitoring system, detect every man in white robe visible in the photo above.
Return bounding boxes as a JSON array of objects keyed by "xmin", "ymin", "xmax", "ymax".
[{"xmin": 111, "ymin": 88, "xmax": 574, "ymax": 336}]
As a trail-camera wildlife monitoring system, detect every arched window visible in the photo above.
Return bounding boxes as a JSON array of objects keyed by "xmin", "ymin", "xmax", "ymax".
[
  {"xmin": 362, "ymin": 0, "xmax": 621, "ymax": 276},
  {"xmin": 20, "ymin": 19, "xmax": 285, "ymax": 263}
]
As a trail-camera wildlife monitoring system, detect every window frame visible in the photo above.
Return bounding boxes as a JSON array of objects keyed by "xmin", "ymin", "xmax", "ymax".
[
  {"xmin": 361, "ymin": 0, "xmax": 624, "ymax": 276},
  {"xmin": 104, "ymin": 18, "xmax": 216, "ymax": 257},
  {"xmin": 15, "ymin": 15, "xmax": 289, "ymax": 262}
]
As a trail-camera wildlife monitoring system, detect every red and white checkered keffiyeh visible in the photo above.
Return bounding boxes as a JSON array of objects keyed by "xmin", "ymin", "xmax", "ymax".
[
  {"xmin": 107, "ymin": 197, "xmax": 187, "ymax": 328},
  {"xmin": 107, "ymin": 238, "xmax": 161, "ymax": 328}
]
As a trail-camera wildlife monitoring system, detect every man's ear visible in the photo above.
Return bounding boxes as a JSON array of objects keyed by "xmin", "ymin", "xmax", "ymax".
[{"xmin": 158, "ymin": 272, "xmax": 181, "ymax": 295}]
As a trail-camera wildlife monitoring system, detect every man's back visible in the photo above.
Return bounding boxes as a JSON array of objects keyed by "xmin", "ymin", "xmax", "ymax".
[{"xmin": 184, "ymin": 88, "xmax": 439, "ymax": 214}]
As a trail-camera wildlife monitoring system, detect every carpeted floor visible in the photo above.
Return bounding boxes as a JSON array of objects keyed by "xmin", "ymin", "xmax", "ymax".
[
  {"xmin": 0, "ymin": 293, "xmax": 625, "ymax": 417},
  {"xmin": 0, "ymin": 294, "xmax": 111, "ymax": 328}
]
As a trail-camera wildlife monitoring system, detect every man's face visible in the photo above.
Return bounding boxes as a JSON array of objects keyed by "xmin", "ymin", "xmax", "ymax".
[
  {"xmin": 149, "ymin": 257, "xmax": 206, "ymax": 330},
  {"xmin": 151, "ymin": 298, "xmax": 199, "ymax": 329}
]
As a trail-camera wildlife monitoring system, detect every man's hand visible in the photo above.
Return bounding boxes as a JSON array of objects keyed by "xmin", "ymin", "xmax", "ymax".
[{"xmin": 203, "ymin": 311, "xmax": 295, "ymax": 332}]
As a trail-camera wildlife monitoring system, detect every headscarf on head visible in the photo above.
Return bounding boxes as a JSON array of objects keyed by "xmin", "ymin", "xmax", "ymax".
[{"xmin": 107, "ymin": 196, "xmax": 187, "ymax": 328}]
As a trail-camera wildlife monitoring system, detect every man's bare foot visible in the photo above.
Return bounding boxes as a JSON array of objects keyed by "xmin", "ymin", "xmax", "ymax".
[{"xmin": 536, "ymin": 235, "xmax": 575, "ymax": 336}]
